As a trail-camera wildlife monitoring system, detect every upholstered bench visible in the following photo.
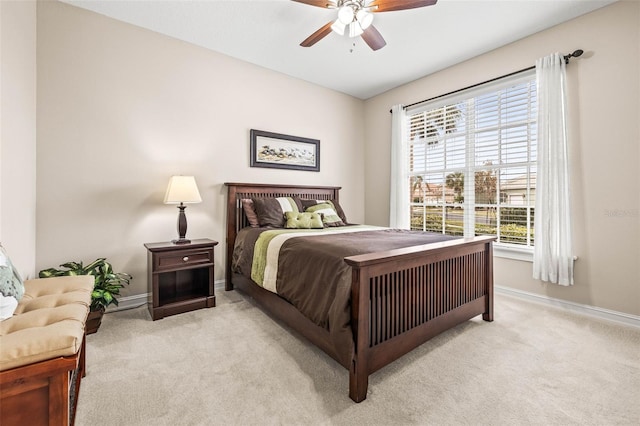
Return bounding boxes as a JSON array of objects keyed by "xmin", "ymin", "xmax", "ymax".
[{"xmin": 0, "ymin": 275, "xmax": 93, "ymax": 426}]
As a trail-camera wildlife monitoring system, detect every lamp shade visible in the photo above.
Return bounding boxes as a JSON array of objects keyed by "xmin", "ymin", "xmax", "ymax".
[{"xmin": 163, "ymin": 176, "xmax": 202, "ymax": 204}]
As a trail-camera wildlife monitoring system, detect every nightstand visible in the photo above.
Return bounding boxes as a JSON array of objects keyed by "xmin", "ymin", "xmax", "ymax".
[{"xmin": 144, "ymin": 238, "xmax": 218, "ymax": 320}]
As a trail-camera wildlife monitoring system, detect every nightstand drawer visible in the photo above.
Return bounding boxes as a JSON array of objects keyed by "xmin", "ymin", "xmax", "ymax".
[{"xmin": 155, "ymin": 249, "xmax": 212, "ymax": 271}]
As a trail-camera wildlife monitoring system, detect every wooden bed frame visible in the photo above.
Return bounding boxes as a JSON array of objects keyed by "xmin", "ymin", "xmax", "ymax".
[{"xmin": 225, "ymin": 182, "xmax": 495, "ymax": 402}]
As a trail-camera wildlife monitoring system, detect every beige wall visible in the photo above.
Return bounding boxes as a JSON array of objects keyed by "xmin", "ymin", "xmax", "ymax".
[
  {"xmin": 0, "ymin": 0, "xmax": 37, "ymax": 279},
  {"xmin": 30, "ymin": 1, "xmax": 640, "ymax": 316},
  {"xmin": 364, "ymin": 1, "xmax": 640, "ymax": 316},
  {"xmin": 36, "ymin": 1, "xmax": 365, "ymax": 297}
]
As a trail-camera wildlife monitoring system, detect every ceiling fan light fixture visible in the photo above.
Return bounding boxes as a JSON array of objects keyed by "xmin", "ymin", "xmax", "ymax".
[
  {"xmin": 356, "ymin": 9, "xmax": 373, "ymax": 30},
  {"xmin": 297, "ymin": 0, "xmax": 439, "ymax": 51},
  {"xmin": 337, "ymin": 5, "xmax": 355, "ymax": 24},
  {"xmin": 331, "ymin": 19, "xmax": 346, "ymax": 35},
  {"xmin": 349, "ymin": 21, "xmax": 364, "ymax": 38}
]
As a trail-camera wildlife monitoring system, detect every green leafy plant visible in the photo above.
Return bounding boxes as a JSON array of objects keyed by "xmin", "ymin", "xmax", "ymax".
[{"xmin": 39, "ymin": 258, "xmax": 132, "ymax": 311}]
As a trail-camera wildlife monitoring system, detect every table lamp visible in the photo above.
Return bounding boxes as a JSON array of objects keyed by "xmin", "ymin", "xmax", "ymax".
[{"xmin": 164, "ymin": 175, "xmax": 202, "ymax": 244}]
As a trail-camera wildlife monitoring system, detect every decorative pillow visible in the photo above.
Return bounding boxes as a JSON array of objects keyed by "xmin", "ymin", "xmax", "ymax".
[
  {"xmin": 304, "ymin": 202, "xmax": 346, "ymax": 227},
  {"xmin": 301, "ymin": 199, "xmax": 348, "ymax": 224},
  {"xmin": 0, "ymin": 294, "xmax": 18, "ymax": 320},
  {"xmin": 284, "ymin": 211, "xmax": 324, "ymax": 229},
  {"xmin": 241, "ymin": 199, "xmax": 260, "ymax": 228},
  {"xmin": 0, "ymin": 243, "xmax": 24, "ymax": 302},
  {"xmin": 252, "ymin": 197, "xmax": 302, "ymax": 228}
]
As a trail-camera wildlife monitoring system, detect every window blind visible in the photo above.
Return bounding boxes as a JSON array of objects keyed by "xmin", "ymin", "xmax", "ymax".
[{"xmin": 406, "ymin": 69, "xmax": 537, "ymax": 247}]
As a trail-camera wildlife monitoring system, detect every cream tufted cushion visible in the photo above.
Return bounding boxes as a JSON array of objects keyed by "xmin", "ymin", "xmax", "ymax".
[{"xmin": 0, "ymin": 275, "xmax": 93, "ymax": 371}]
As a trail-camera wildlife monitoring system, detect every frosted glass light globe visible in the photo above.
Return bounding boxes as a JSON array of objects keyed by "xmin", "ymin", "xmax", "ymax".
[{"xmin": 338, "ymin": 6, "xmax": 355, "ymax": 25}]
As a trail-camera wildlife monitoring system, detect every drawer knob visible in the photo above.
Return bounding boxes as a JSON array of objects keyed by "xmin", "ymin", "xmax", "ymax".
[{"xmin": 183, "ymin": 256, "xmax": 189, "ymax": 262}]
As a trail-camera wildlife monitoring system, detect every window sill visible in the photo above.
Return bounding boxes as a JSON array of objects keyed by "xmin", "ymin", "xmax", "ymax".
[{"xmin": 493, "ymin": 244, "xmax": 533, "ymax": 262}]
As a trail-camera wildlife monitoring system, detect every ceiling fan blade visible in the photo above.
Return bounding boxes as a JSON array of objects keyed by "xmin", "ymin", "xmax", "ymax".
[
  {"xmin": 300, "ymin": 22, "xmax": 334, "ymax": 47},
  {"xmin": 370, "ymin": 0, "xmax": 437, "ymax": 13},
  {"xmin": 361, "ymin": 25, "xmax": 387, "ymax": 51},
  {"xmin": 291, "ymin": 0, "xmax": 336, "ymax": 9}
]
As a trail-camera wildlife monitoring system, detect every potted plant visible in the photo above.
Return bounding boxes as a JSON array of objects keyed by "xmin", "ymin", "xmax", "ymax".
[{"xmin": 39, "ymin": 258, "xmax": 132, "ymax": 334}]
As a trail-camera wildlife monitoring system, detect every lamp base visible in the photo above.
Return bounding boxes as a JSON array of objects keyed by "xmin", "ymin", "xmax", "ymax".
[
  {"xmin": 172, "ymin": 238, "xmax": 191, "ymax": 245},
  {"xmin": 173, "ymin": 204, "xmax": 190, "ymax": 245}
]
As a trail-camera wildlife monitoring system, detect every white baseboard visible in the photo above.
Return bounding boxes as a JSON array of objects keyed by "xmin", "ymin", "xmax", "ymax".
[
  {"xmin": 107, "ymin": 293, "xmax": 147, "ymax": 312},
  {"xmin": 107, "ymin": 279, "xmax": 227, "ymax": 313},
  {"xmin": 495, "ymin": 285, "xmax": 640, "ymax": 329},
  {"xmin": 111, "ymin": 281, "xmax": 639, "ymax": 329}
]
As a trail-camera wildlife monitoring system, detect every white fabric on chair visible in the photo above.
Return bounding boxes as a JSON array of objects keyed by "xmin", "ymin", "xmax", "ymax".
[{"xmin": 0, "ymin": 294, "xmax": 17, "ymax": 320}]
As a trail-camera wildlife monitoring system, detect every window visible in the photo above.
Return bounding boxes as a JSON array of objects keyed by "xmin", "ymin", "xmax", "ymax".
[{"xmin": 406, "ymin": 70, "xmax": 536, "ymax": 248}]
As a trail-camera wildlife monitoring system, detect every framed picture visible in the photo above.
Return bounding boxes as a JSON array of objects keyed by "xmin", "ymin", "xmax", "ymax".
[{"xmin": 250, "ymin": 129, "xmax": 320, "ymax": 172}]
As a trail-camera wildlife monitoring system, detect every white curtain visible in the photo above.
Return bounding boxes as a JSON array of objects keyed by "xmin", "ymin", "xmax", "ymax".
[
  {"xmin": 389, "ymin": 104, "xmax": 409, "ymax": 229},
  {"xmin": 533, "ymin": 53, "xmax": 574, "ymax": 285}
]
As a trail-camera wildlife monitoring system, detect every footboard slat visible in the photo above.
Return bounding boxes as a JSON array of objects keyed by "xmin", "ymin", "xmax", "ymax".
[
  {"xmin": 346, "ymin": 236, "xmax": 495, "ymax": 402},
  {"xmin": 365, "ymin": 249, "xmax": 486, "ymax": 348}
]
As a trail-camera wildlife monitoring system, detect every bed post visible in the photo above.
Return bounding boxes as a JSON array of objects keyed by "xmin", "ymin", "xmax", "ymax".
[
  {"xmin": 225, "ymin": 184, "xmax": 238, "ymax": 291},
  {"xmin": 482, "ymin": 240, "xmax": 494, "ymax": 322},
  {"xmin": 349, "ymin": 267, "xmax": 370, "ymax": 402}
]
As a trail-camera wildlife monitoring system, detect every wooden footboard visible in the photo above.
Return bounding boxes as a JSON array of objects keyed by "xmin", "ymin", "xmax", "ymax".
[
  {"xmin": 225, "ymin": 183, "xmax": 495, "ymax": 402},
  {"xmin": 345, "ymin": 236, "xmax": 494, "ymax": 402}
]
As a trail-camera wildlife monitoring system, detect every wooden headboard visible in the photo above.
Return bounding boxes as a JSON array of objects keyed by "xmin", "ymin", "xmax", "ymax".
[{"xmin": 224, "ymin": 182, "xmax": 341, "ymax": 290}]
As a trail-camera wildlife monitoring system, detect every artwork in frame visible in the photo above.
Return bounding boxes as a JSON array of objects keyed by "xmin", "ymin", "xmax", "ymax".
[{"xmin": 250, "ymin": 129, "xmax": 320, "ymax": 172}]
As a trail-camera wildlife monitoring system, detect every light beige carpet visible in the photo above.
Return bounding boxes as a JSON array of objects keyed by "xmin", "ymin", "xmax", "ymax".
[{"xmin": 75, "ymin": 290, "xmax": 640, "ymax": 425}]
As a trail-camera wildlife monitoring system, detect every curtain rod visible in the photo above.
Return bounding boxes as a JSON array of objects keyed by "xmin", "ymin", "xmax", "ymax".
[{"xmin": 390, "ymin": 49, "xmax": 584, "ymax": 113}]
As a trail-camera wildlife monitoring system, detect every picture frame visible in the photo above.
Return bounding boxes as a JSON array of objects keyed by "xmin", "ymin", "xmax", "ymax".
[{"xmin": 250, "ymin": 129, "xmax": 320, "ymax": 172}]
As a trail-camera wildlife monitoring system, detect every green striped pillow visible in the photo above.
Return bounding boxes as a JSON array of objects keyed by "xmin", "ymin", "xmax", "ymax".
[
  {"xmin": 300, "ymin": 199, "xmax": 348, "ymax": 224},
  {"xmin": 305, "ymin": 202, "xmax": 346, "ymax": 227}
]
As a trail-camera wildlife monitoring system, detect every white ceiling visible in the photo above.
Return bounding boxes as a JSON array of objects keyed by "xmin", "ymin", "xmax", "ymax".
[{"xmin": 62, "ymin": 0, "xmax": 616, "ymax": 99}]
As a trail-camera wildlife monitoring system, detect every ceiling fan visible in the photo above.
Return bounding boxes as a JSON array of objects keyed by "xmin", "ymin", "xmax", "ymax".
[{"xmin": 294, "ymin": 0, "xmax": 438, "ymax": 51}]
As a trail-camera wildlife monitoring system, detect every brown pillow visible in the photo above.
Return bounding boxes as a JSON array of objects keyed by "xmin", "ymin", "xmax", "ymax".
[
  {"xmin": 251, "ymin": 197, "xmax": 302, "ymax": 228},
  {"xmin": 241, "ymin": 199, "xmax": 260, "ymax": 228}
]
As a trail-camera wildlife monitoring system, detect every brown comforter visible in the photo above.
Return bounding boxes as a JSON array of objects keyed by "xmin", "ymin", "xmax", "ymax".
[{"xmin": 232, "ymin": 226, "xmax": 457, "ymax": 365}]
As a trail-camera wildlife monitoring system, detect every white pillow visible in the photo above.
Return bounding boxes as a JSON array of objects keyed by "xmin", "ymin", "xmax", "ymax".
[
  {"xmin": 0, "ymin": 243, "xmax": 25, "ymax": 301},
  {"xmin": 0, "ymin": 293, "xmax": 18, "ymax": 320}
]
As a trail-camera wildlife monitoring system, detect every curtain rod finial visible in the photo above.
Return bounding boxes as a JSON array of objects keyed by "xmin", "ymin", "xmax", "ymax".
[{"xmin": 564, "ymin": 49, "xmax": 584, "ymax": 64}]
